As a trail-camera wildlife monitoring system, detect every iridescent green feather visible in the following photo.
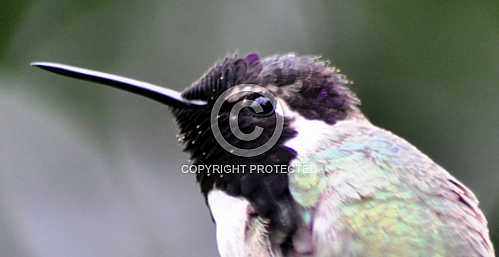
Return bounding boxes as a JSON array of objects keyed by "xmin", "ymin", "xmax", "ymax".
[{"xmin": 289, "ymin": 119, "xmax": 494, "ymax": 257}]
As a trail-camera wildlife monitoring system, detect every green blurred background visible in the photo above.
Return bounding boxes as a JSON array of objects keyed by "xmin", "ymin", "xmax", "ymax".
[{"xmin": 1, "ymin": 1, "xmax": 498, "ymax": 256}]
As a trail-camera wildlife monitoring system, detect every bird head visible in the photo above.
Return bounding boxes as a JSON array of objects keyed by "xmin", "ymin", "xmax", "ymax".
[{"xmin": 32, "ymin": 52, "xmax": 361, "ymax": 253}]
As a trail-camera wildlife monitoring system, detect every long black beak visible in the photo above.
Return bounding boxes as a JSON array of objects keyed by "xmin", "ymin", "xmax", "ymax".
[{"xmin": 31, "ymin": 62, "xmax": 207, "ymax": 109}]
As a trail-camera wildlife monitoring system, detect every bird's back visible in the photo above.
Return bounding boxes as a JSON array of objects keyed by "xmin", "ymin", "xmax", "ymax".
[{"xmin": 289, "ymin": 119, "xmax": 495, "ymax": 257}]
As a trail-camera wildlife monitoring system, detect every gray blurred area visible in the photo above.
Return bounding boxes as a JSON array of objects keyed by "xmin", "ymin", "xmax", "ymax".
[{"xmin": 1, "ymin": 1, "xmax": 499, "ymax": 257}]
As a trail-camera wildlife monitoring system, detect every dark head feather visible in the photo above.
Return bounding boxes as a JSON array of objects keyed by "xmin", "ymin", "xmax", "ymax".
[{"xmin": 172, "ymin": 52, "xmax": 359, "ymax": 250}]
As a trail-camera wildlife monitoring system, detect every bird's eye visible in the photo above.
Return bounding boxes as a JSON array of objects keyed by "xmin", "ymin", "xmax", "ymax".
[{"xmin": 248, "ymin": 96, "xmax": 275, "ymax": 117}]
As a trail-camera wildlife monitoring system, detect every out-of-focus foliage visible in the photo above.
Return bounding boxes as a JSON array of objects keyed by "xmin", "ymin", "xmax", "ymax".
[{"xmin": 1, "ymin": 1, "xmax": 498, "ymax": 257}]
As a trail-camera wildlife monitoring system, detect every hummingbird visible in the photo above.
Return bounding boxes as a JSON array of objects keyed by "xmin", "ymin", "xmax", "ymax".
[{"xmin": 32, "ymin": 52, "xmax": 494, "ymax": 257}]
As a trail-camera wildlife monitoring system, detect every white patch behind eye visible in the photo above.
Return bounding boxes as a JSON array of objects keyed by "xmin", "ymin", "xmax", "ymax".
[
  {"xmin": 285, "ymin": 115, "xmax": 336, "ymax": 155},
  {"xmin": 278, "ymin": 100, "xmax": 337, "ymax": 156}
]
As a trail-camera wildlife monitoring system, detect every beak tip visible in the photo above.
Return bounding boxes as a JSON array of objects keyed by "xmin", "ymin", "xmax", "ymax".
[
  {"xmin": 30, "ymin": 62, "xmax": 64, "ymax": 74},
  {"xmin": 30, "ymin": 62, "xmax": 48, "ymax": 69}
]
